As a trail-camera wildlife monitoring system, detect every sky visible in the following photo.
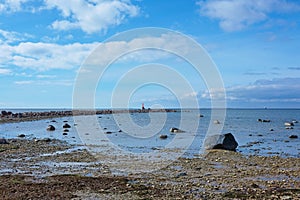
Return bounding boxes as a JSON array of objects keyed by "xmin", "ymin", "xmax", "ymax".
[{"xmin": 0, "ymin": 0, "xmax": 300, "ymax": 109}]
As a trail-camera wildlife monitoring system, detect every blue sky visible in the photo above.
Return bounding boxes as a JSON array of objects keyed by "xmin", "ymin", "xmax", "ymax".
[{"xmin": 0, "ymin": 0, "xmax": 300, "ymax": 108}]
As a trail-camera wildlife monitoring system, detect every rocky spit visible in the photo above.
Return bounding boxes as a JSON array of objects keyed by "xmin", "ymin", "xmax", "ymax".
[
  {"xmin": 0, "ymin": 139, "xmax": 299, "ymax": 199},
  {"xmin": 0, "ymin": 109, "xmax": 179, "ymax": 124}
]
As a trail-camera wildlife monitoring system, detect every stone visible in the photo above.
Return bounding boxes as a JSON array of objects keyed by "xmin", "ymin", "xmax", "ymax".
[
  {"xmin": 63, "ymin": 129, "xmax": 69, "ymax": 132},
  {"xmin": 285, "ymin": 122, "xmax": 294, "ymax": 126},
  {"xmin": 204, "ymin": 133, "xmax": 238, "ymax": 151},
  {"xmin": 47, "ymin": 125, "xmax": 56, "ymax": 131},
  {"xmin": 0, "ymin": 138, "xmax": 8, "ymax": 144},
  {"xmin": 63, "ymin": 132, "xmax": 68, "ymax": 135},
  {"xmin": 18, "ymin": 134, "xmax": 26, "ymax": 138},
  {"xmin": 159, "ymin": 134, "xmax": 168, "ymax": 139},
  {"xmin": 63, "ymin": 123, "xmax": 71, "ymax": 128},
  {"xmin": 105, "ymin": 131, "xmax": 112, "ymax": 134},
  {"xmin": 289, "ymin": 135, "xmax": 298, "ymax": 139},
  {"xmin": 214, "ymin": 120, "xmax": 220, "ymax": 124},
  {"xmin": 170, "ymin": 127, "xmax": 184, "ymax": 133}
]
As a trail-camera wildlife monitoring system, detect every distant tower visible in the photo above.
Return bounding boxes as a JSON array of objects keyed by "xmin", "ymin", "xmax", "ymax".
[{"xmin": 142, "ymin": 103, "xmax": 145, "ymax": 110}]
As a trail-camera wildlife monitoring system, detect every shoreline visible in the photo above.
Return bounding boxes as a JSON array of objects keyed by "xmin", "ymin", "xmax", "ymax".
[{"xmin": 0, "ymin": 138, "xmax": 299, "ymax": 199}]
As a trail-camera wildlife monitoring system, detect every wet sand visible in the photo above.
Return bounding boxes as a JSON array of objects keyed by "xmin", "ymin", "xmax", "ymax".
[{"xmin": 0, "ymin": 139, "xmax": 299, "ymax": 199}]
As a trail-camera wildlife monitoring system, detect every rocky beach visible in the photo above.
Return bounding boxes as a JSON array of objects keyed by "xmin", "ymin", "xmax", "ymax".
[
  {"xmin": 0, "ymin": 109, "xmax": 299, "ymax": 199},
  {"xmin": 0, "ymin": 139, "xmax": 299, "ymax": 199}
]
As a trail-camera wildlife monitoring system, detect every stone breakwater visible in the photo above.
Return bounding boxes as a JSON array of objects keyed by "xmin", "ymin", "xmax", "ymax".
[{"xmin": 0, "ymin": 109, "xmax": 179, "ymax": 124}]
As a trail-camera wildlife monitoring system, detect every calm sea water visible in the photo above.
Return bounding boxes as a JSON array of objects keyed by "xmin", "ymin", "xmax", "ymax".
[{"xmin": 0, "ymin": 109, "xmax": 299, "ymax": 158}]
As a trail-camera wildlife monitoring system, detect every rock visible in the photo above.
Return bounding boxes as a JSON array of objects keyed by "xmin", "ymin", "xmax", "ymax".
[
  {"xmin": 214, "ymin": 120, "xmax": 220, "ymax": 124},
  {"xmin": 63, "ymin": 123, "xmax": 71, "ymax": 128},
  {"xmin": 63, "ymin": 132, "xmax": 68, "ymax": 135},
  {"xmin": 285, "ymin": 122, "xmax": 294, "ymax": 126},
  {"xmin": 50, "ymin": 120, "xmax": 57, "ymax": 123},
  {"xmin": 1, "ymin": 111, "xmax": 8, "ymax": 116},
  {"xmin": 118, "ymin": 130, "xmax": 122, "ymax": 132},
  {"xmin": 63, "ymin": 129, "xmax": 69, "ymax": 132},
  {"xmin": 170, "ymin": 127, "xmax": 184, "ymax": 133},
  {"xmin": 289, "ymin": 135, "xmax": 298, "ymax": 139},
  {"xmin": 0, "ymin": 138, "xmax": 8, "ymax": 144},
  {"xmin": 105, "ymin": 131, "xmax": 112, "ymax": 134},
  {"xmin": 286, "ymin": 127, "xmax": 294, "ymax": 130},
  {"xmin": 47, "ymin": 125, "xmax": 56, "ymax": 131},
  {"xmin": 292, "ymin": 120, "xmax": 298, "ymax": 123},
  {"xmin": 18, "ymin": 134, "xmax": 26, "ymax": 138},
  {"xmin": 204, "ymin": 133, "xmax": 238, "ymax": 151},
  {"xmin": 199, "ymin": 114, "xmax": 204, "ymax": 118},
  {"xmin": 63, "ymin": 120, "xmax": 68, "ymax": 123},
  {"xmin": 270, "ymin": 129, "xmax": 274, "ymax": 131},
  {"xmin": 176, "ymin": 172, "xmax": 187, "ymax": 178},
  {"xmin": 42, "ymin": 138, "xmax": 51, "ymax": 142},
  {"xmin": 258, "ymin": 119, "xmax": 270, "ymax": 122},
  {"xmin": 159, "ymin": 134, "xmax": 168, "ymax": 139}
]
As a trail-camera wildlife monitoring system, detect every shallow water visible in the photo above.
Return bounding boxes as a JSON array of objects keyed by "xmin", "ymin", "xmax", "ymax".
[{"xmin": 0, "ymin": 109, "xmax": 299, "ymax": 158}]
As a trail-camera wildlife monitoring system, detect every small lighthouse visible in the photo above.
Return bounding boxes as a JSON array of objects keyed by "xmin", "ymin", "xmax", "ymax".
[{"xmin": 142, "ymin": 103, "xmax": 145, "ymax": 110}]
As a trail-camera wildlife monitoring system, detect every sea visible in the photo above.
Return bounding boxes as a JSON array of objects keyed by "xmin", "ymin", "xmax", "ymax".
[{"xmin": 0, "ymin": 109, "xmax": 299, "ymax": 158}]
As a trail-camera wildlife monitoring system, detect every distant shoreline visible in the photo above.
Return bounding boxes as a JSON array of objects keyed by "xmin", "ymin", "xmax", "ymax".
[{"xmin": 0, "ymin": 108, "xmax": 180, "ymax": 124}]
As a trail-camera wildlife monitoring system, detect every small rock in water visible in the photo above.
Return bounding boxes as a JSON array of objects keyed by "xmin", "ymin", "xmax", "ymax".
[
  {"xmin": 50, "ymin": 120, "xmax": 57, "ymax": 123},
  {"xmin": 47, "ymin": 125, "xmax": 56, "ymax": 131},
  {"xmin": 63, "ymin": 123, "xmax": 71, "ymax": 128},
  {"xmin": 63, "ymin": 132, "xmax": 68, "ymax": 136},
  {"xmin": 63, "ymin": 120, "xmax": 68, "ymax": 123},
  {"xmin": 63, "ymin": 129, "xmax": 69, "ymax": 132},
  {"xmin": 204, "ymin": 133, "xmax": 238, "ymax": 151},
  {"xmin": 159, "ymin": 134, "xmax": 168, "ymax": 139},
  {"xmin": 118, "ymin": 130, "xmax": 122, "ymax": 132},
  {"xmin": 105, "ymin": 131, "xmax": 112, "ymax": 134},
  {"xmin": 199, "ymin": 114, "xmax": 204, "ymax": 118},
  {"xmin": 18, "ymin": 134, "xmax": 26, "ymax": 138},
  {"xmin": 286, "ymin": 127, "xmax": 294, "ymax": 130},
  {"xmin": 284, "ymin": 122, "xmax": 294, "ymax": 126},
  {"xmin": 0, "ymin": 138, "xmax": 9, "ymax": 144},
  {"xmin": 258, "ymin": 119, "xmax": 271, "ymax": 122},
  {"xmin": 214, "ymin": 120, "xmax": 220, "ymax": 124},
  {"xmin": 292, "ymin": 120, "xmax": 298, "ymax": 123},
  {"xmin": 270, "ymin": 129, "xmax": 274, "ymax": 131},
  {"xmin": 289, "ymin": 135, "xmax": 298, "ymax": 139},
  {"xmin": 169, "ymin": 127, "xmax": 184, "ymax": 133}
]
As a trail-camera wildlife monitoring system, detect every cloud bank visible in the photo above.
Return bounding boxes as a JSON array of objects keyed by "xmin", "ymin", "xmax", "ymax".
[{"xmin": 197, "ymin": 0, "xmax": 300, "ymax": 31}]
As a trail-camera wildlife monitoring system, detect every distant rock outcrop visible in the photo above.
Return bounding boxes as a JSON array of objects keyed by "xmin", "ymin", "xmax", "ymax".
[{"xmin": 204, "ymin": 133, "xmax": 238, "ymax": 151}]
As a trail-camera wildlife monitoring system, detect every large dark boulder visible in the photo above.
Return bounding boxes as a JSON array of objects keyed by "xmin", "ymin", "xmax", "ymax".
[
  {"xmin": 204, "ymin": 133, "xmax": 238, "ymax": 151},
  {"xmin": 0, "ymin": 138, "xmax": 8, "ymax": 144}
]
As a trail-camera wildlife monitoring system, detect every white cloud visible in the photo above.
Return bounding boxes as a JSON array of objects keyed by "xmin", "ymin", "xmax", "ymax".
[
  {"xmin": 45, "ymin": 0, "xmax": 139, "ymax": 34},
  {"xmin": 211, "ymin": 77, "xmax": 300, "ymax": 103},
  {"xmin": 0, "ymin": 68, "xmax": 11, "ymax": 75},
  {"xmin": 0, "ymin": 29, "xmax": 32, "ymax": 44},
  {"xmin": 1, "ymin": 32, "xmax": 199, "ymax": 72},
  {"xmin": 0, "ymin": 0, "xmax": 29, "ymax": 13},
  {"xmin": 15, "ymin": 79, "xmax": 73, "ymax": 86},
  {"xmin": 0, "ymin": 42, "xmax": 98, "ymax": 71},
  {"xmin": 197, "ymin": 0, "xmax": 300, "ymax": 32}
]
